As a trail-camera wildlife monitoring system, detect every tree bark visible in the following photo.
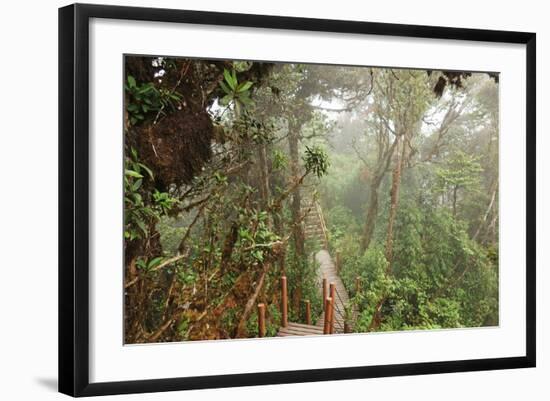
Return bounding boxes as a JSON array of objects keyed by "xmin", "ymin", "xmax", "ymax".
[
  {"xmin": 257, "ymin": 144, "xmax": 271, "ymax": 210},
  {"xmin": 361, "ymin": 183, "xmax": 380, "ymax": 251},
  {"xmin": 473, "ymin": 180, "xmax": 498, "ymax": 244},
  {"xmin": 361, "ymin": 135, "xmax": 399, "ymax": 252},
  {"xmin": 289, "ymin": 126, "xmax": 305, "ymax": 258},
  {"xmin": 235, "ymin": 263, "xmax": 270, "ymax": 337},
  {"xmin": 384, "ymin": 135, "xmax": 407, "ymax": 269},
  {"xmin": 288, "ymin": 120, "xmax": 305, "ymax": 312},
  {"xmin": 452, "ymin": 185, "xmax": 458, "ymax": 218}
]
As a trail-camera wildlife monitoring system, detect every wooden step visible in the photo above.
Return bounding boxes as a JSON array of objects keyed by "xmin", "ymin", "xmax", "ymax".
[{"xmin": 276, "ymin": 322, "xmax": 324, "ymax": 337}]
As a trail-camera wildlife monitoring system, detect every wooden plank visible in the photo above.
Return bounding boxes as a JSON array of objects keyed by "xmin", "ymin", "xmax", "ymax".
[
  {"xmin": 278, "ymin": 329, "xmax": 323, "ymax": 336},
  {"xmin": 277, "ymin": 330, "xmax": 323, "ymax": 337},
  {"xmin": 287, "ymin": 322, "xmax": 323, "ymax": 330},
  {"xmin": 281, "ymin": 324, "xmax": 323, "ymax": 332},
  {"xmin": 279, "ymin": 326, "xmax": 323, "ymax": 335},
  {"xmin": 277, "ymin": 322, "xmax": 324, "ymax": 336},
  {"xmin": 280, "ymin": 327, "xmax": 324, "ymax": 335}
]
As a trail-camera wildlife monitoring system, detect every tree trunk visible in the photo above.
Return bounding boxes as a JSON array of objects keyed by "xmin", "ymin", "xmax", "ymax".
[
  {"xmin": 235, "ymin": 263, "xmax": 270, "ymax": 338},
  {"xmin": 361, "ymin": 135, "xmax": 399, "ymax": 253},
  {"xmin": 288, "ymin": 120, "xmax": 305, "ymax": 312},
  {"xmin": 257, "ymin": 144, "xmax": 270, "ymax": 210},
  {"xmin": 369, "ymin": 135, "xmax": 408, "ymax": 332},
  {"xmin": 384, "ymin": 135, "xmax": 407, "ymax": 269},
  {"xmin": 289, "ymin": 132, "xmax": 305, "ymax": 258},
  {"xmin": 452, "ymin": 185, "xmax": 458, "ymax": 218},
  {"xmin": 473, "ymin": 180, "xmax": 498, "ymax": 243},
  {"xmin": 361, "ymin": 181, "xmax": 380, "ymax": 252}
]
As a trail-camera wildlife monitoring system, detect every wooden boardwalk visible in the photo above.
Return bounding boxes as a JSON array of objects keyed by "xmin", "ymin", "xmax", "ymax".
[
  {"xmin": 275, "ymin": 197, "xmax": 351, "ymax": 337},
  {"xmin": 314, "ymin": 250, "xmax": 350, "ymax": 333},
  {"xmin": 277, "ymin": 322, "xmax": 324, "ymax": 337}
]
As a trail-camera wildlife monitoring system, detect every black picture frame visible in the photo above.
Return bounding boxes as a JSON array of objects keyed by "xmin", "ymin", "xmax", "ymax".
[{"xmin": 59, "ymin": 3, "xmax": 536, "ymax": 397}]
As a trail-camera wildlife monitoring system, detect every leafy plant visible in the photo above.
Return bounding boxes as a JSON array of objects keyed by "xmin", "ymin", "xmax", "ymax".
[
  {"xmin": 136, "ymin": 256, "xmax": 165, "ymax": 272},
  {"xmin": 219, "ymin": 69, "xmax": 254, "ymax": 115},
  {"xmin": 272, "ymin": 149, "xmax": 288, "ymax": 171},
  {"xmin": 125, "ymin": 75, "xmax": 182, "ymax": 125},
  {"xmin": 153, "ymin": 189, "xmax": 179, "ymax": 214},
  {"xmin": 124, "ymin": 148, "xmax": 178, "ymax": 241},
  {"xmin": 303, "ymin": 145, "xmax": 330, "ymax": 178}
]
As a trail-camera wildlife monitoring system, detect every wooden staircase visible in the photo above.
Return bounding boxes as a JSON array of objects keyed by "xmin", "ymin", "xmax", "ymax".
[
  {"xmin": 272, "ymin": 195, "xmax": 352, "ymax": 337},
  {"xmin": 301, "ymin": 197, "xmax": 329, "ymax": 249},
  {"xmin": 314, "ymin": 250, "xmax": 351, "ymax": 334},
  {"xmin": 277, "ymin": 322, "xmax": 324, "ymax": 337}
]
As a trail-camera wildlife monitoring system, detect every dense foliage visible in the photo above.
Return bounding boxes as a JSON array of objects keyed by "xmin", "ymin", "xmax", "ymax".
[{"xmin": 123, "ymin": 57, "xmax": 499, "ymax": 343}]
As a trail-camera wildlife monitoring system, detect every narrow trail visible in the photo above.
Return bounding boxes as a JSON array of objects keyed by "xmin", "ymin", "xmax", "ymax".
[
  {"xmin": 315, "ymin": 249, "xmax": 350, "ymax": 333},
  {"xmin": 276, "ymin": 195, "xmax": 352, "ymax": 336}
]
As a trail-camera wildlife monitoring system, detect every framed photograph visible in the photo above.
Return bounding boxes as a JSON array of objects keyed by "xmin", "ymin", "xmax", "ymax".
[{"xmin": 59, "ymin": 3, "xmax": 536, "ymax": 397}]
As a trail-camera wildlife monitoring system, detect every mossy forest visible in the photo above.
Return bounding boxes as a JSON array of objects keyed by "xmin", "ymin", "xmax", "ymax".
[{"xmin": 124, "ymin": 56, "xmax": 499, "ymax": 343}]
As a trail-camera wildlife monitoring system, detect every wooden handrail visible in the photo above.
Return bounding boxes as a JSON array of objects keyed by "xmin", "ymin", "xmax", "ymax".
[{"xmin": 315, "ymin": 200, "xmax": 330, "ymax": 249}]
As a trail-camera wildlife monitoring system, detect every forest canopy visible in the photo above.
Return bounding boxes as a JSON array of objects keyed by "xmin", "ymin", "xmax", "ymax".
[{"xmin": 123, "ymin": 56, "xmax": 499, "ymax": 343}]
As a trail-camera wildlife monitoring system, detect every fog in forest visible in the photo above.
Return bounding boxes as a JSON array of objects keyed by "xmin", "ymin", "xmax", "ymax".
[{"xmin": 124, "ymin": 57, "xmax": 499, "ymax": 343}]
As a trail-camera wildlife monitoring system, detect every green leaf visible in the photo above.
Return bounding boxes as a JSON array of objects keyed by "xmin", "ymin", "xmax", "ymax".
[
  {"xmin": 220, "ymin": 95, "xmax": 232, "ymax": 106},
  {"xmin": 125, "ymin": 169, "xmax": 143, "ymax": 178},
  {"xmin": 127, "ymin": 75, "xmax": 136, "ymax": 88},
  {"xmin": 135, "ymin": 218, "xmax": 147, "ymax": 235},
  {"xmin": 219, "ymin": 80, "xmax": 231, "ymax": 95},
  {"xmin": 130, "ymin": 147, "xmax": 138, "ymax": 160},
  {"xmin": 147, "ymin": 256, "xmax": 164, "ymax": 270},
  {"xmin": 223, "ymin": 69, "xmax": 236, "ymax": 90},
  {"xmin": 132, "ymin": 192, "xmax": 143, "ymax": 205},
  {"xmin": 238, "ymin": 93, "xmax": 253, "ymax": 106},
  {"xmin": 131, "ymin": 179, "xmax": 142, "ymax": 191},
  {"xmin": 236, "ymin": 81, "xmax": 253, "ymax": 93},
  {"xmin": 138, "ymin": 163, "xmax": 154, "ymax": 179},
  {"xmin": 138, "ymin": 84, "xmax": 154, "ymax": 94},
  {"xmin": 169, "ymin": 92, "xmax": 182, "ymax": 101}
]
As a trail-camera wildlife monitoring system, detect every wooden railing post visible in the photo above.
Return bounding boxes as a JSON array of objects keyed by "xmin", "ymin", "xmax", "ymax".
[
  {"xmin": 305, "ymin": 300, "xmax": 311, "ymax": 325},
  {"xmin": 336, "ymin": 251, "xmax": 341, "ymax": 273},
  {"xmin": 329, "ymin": 283, "xmax": 336, "ymax": 334},
  {"xmin": 323, "ymin": 297, "xmax": 333, "ymax": 334},
  {"xmin": 281, "ymin": 276, "xmax": 288, "ymax": 327},
  {"xmin": 355, "ymin": 276, "xmax": 361, "ymax": 295},
  {"xmin": 322, "ymin": 277, "xmax": 327, "ymax": 312},
  {"xmin": 257, "ymin": 303, "xmax": 266, "ymax": 337}
]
